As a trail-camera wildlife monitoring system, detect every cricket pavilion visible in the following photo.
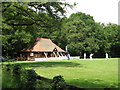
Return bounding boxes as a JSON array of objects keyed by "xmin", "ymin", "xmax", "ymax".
[{"xmin": 20, "ymin": 38, "xmax": 66, "ymax": 61}]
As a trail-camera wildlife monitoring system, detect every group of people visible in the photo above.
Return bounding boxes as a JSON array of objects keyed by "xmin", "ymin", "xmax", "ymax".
[
  {"xmin": 66, "ymin": 52, "xmax": 109, "ymax": 60},
  {"xmin": 83, "ymin": 53, "xmax": 94, "ymax": 59},
  {"xmin": 83, "ymin": 53, "xmax": 109, "ymax": 59},
  {"xmin": 65, "ymin": 46, "xmax": 109, "ymax": 60}
]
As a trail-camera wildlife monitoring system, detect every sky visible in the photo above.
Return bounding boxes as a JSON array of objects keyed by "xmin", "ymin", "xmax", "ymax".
[{"xmin": 65, "ymin": 0, "xmax": 119, "ymax": 25}]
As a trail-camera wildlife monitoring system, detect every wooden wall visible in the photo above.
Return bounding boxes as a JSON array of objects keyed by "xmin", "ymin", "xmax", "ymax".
[{"xmin": 20, "ymin": 52, "xmax": 65, "ymax": 60}]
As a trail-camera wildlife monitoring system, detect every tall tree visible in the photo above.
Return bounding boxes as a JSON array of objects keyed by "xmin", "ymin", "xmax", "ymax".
[
  {"xmin": 61, "ymin": 12, "xmax": 99, "ymax": 56},
  {"xmin": 2, "ymin": 2, "xmax": 71, "ymax": 58},
  {"xmin": 104, "ymin": 24, "xmax": 120, "ymax": 57},
  {"xmin": 60, "ymin": 12, "xmax": 120, "ymax": 57}
]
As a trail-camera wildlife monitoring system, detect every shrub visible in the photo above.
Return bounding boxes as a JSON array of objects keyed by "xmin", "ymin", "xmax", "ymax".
[
  {"xmin": 2, "ymin": 64, "xmax": 21, "ymax": 88},
  {"xmin": 2, "ymin": 64, "xmax": 68, "ymax": 89},
  {"xmin": 2, "ymin": 64, "xmax": 49, "ymax": 89},
  {"xmin": 52, "ymin": 75, "xmax": 67, "ymax": 89},
  {"xmin": 22, "ymin": 69, "xmax": 37, "ymax": 89}
]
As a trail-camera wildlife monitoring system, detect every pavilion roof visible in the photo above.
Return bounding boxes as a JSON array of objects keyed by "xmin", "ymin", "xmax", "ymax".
[{"xmin": 21, "ymin": 38, "xmax": 65, "ymax": 52}]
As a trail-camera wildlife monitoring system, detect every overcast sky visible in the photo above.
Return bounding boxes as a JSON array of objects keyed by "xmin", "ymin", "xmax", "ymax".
[{"xmin": 65, "ymin": 0, "xmax": 119, "ymax": 24}]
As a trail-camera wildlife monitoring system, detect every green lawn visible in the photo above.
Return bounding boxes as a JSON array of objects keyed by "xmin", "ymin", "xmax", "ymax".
[{"xmin": 3, "ymin": 58, "xmax": 118, "ymax": 88}]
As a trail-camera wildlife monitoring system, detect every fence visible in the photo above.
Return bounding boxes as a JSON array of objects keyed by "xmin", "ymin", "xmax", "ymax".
[
  {"xmin": 35, "ymin": 56, "xmax": 80, "ymax": 61},
  {"xmin": 35, "ymin": 56, "xmax": 68, "ymax": 61}
]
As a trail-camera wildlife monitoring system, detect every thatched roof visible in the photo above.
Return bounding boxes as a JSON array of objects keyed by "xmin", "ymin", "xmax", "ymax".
[{"xmin": 21, "ymin": 38, "xmax": 65, "ymax": 52}]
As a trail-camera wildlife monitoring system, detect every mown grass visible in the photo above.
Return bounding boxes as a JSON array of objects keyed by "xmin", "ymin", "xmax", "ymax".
[
  {"xmin": 2, "ymin": 58, "xmax": 119, "ymax": 88},
  {"xmin": 0, "ymin": 65, "xmax": 2, "ymax": 89}
]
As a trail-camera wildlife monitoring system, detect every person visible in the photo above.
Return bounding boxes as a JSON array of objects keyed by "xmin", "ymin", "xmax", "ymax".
[
  {"xmin": 67, "ymin": 53, "xmax": 70, "ymax": 60},
  {"xmin": 66, "ymin": 52, "xmax": 70, "ymax": 60},
  {"xmin": 90, "ymin": 53, "xmax": 94, "ymax": 59},
  {"xmin": 84, "ymin": 53, "xmax": 86, "ymax": 59},
  {"xmin": 106, "ymin": 53, "xmax": 108, "ymax": 59}
]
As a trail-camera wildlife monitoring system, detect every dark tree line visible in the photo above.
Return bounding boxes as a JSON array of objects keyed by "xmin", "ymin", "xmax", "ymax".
[
  {"xmin": 60, "ymin": 13, "xmax": 120, "ymax": 58},
  {"xmin": 2, "ymin": 2, "xmax": 120, "ymax": 59}
]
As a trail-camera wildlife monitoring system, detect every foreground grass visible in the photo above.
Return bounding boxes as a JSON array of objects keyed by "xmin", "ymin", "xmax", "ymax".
[{"xmin": 3, "ymin": 58, "xmax": 118, "ymax": 88}]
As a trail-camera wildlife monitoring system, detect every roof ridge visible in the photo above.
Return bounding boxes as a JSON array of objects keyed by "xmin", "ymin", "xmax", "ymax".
[{"xmin": 37, "ymin": 38, "xmax": 50, "ymax": 40}]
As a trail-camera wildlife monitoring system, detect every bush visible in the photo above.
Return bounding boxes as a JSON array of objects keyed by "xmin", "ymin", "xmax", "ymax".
[
  {"xmin": 22, "ymin": 69, "xmax": 37, "ymax": 89},
  {"xmin": 2, "ymin": 64, "xmax": 70, "ymax": 89},
  {"xmin": 2, "ymin": 64, "xmax": 52, "ymax": 89},
  {"xmin": 2, "ymin": 64, "xmax": 21, "ymax": 88},
  {"xmin": 52, "ymin": 75, "xmax": 67, "ymax": 89}
]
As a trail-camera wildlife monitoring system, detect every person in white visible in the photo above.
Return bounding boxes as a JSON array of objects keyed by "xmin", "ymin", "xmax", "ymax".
[
  {"xmin": 106, "ymin": 53, "xmax": 108, "ymax": 59},
  {"xmin": 90, "ymin": 53, "xmax": 94, "ymax": 59},
  {"xmin": 84, "ymin": 53, "xmax": 86, "ymax": 59}
]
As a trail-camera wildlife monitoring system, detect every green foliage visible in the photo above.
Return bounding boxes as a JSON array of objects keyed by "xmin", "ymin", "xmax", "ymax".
[
  {"xmin": 61, "ymin": 12, "xmax": 100, "ymax": 55},
  {"xmin": 22, "ymin": 69, "xmax": 37, "ymax": 88},
  {"xmin": 2, "ymin": 2, "xmax": 120, "ymax": 58},
  {"xmin": 52, "ymin": 75, "xmax": 67, "ymax": 89},
  {"xmin": 2, "ymin": 64, "xmax": 22, "ymax": 88},
  {"xmin": 61, "ymin": 12, "xmax": 120, "ymax": 57},
  {"xmin": 104, "ymin": 24, "xmax": 120, "ymax": 57},
  {"xmin": 2, "ymin": 2, "xmax": 70, "ymax": 58},
  {"xmin": 2, "ymin": 64, "xmax": 52, "ymax": 89}
]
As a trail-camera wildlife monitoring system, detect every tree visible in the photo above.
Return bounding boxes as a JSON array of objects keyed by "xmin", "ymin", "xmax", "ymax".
[
  {"xmin": 104, "ymin": 24, "xmax": 120, "ymax": 57},
  {"xmin": 2, "ymin": 2, "xmax": 71, "ymax": 58},
  {"xmin": 61, "ymin": 12, "xmax": 99, "ymax": 56},
  {"xmin": 60, "ymin": 12, "xmax": 120, "ymax": 58}
]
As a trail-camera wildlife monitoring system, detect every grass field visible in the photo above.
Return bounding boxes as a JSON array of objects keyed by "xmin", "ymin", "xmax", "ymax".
[{"xmin": 3, "ymin": 58, "xmax": 118, "ymax": 88}]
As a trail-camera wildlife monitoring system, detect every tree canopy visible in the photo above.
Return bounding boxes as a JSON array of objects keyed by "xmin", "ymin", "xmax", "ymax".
[
  {"xmin": 2, "ymin": 2, "xmax": 71, "ymax": 58},
  {"xmin": 2, "ymin": 2, "xmax": 120, "ymax": 58},
  {"xmin": 61, "ymin": 13, "xmax": 120, "ymax": 57}
]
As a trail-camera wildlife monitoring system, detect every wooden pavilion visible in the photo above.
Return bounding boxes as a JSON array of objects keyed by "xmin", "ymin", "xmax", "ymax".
[{"xmin": 20, "ymin": 38, "xmax": 66, "ymax": 60}]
